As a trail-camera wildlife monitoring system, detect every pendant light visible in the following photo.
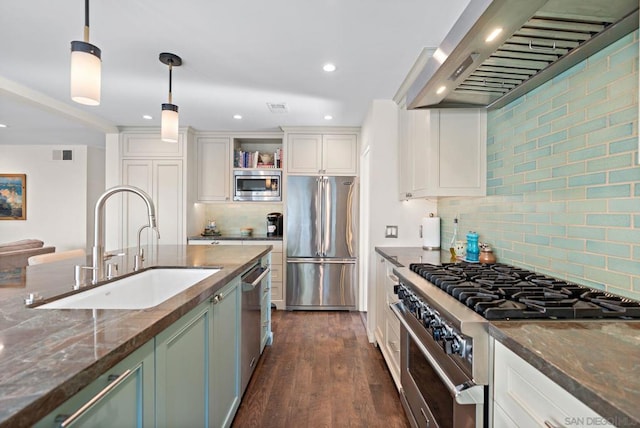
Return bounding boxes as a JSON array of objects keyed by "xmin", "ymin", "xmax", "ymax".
[
  {"xmin": 70, "ymin": 0, "xmax": 101, "ymax": 106},
  {"xmin": 159, "ymin": 53, "xmax": 182, "ymax": 143}
]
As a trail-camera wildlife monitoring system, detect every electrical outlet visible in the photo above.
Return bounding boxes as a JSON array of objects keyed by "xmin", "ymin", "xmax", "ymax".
[{"xmin": 385, "ymin": 225, "xmax": 398, "ymax": 238}]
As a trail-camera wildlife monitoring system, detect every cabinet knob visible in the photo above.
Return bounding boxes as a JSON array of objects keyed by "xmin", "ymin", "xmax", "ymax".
[{"xmin": 211, "ymin": 294, "xmax": 222, "ymax": 304}]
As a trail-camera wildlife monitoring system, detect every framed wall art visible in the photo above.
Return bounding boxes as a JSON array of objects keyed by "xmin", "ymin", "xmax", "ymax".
[{"xmin": 0, "ymin": 174, "xmax": 26, "ymax": 220}]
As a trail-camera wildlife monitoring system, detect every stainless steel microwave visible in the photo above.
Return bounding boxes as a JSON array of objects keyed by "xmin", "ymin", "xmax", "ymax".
[{"xmin": 233, "ymin": 170, "xmax": 282, "ymax": 202}]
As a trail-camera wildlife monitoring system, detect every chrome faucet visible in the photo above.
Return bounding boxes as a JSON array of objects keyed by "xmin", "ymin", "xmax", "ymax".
[{"xmin": 91, "ymin": 185, "xmax": 159, "ymax": 284}]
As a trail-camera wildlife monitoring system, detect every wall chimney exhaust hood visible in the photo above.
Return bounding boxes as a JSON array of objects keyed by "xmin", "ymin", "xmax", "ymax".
[{"xmin": 407, "ymin": 0, "xmax": 639, "ymax": 110}]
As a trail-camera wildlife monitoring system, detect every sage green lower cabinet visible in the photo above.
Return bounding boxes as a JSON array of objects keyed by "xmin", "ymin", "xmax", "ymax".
[
  {"xmin": 155, "ymin": 300, "xmax": 211, "ymax": 428},
  {"xmin": 34, "ymin": 340, "xmax": 155, "ymax": 428},
  {"xmin": 210, "ymin": 277, "xmax": 241, "ymax": 428}
]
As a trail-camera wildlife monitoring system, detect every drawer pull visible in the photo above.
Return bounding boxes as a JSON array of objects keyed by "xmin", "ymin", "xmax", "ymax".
[{"xmin": 56, "ymin": 369, "xmax": 134, "ymax": 427}]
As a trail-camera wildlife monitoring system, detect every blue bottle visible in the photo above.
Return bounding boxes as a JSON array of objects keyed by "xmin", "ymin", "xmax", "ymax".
[{"xmin": 466, "ymin": 232, "xmax": 479, "ymax": 262}]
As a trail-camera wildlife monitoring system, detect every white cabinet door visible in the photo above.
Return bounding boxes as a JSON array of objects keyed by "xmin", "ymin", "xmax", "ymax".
[
  {"xmin": 197, "ymin": 137, "xmax": 231, "ymax": 202},
  {"xmin": 122, "ymin": 132, "xmax": 184, "ymax": 158},
  {"xmin": 287, "ymin": 133, "xmax": 358, "ymax": 175},
  {"xmin": 122, "ymin": 159, "xmax": 183, "ymax": 248},
  {"xmin": 493, "ymin": 340, "xmax": 612, "ymax": 428},
  {"xmin": 322, "ymin": 134, "xmax": 358, "ymax": 175},
  {"xmin": 287, "ymin": 134, "xmax": 323, "ymax": 174},
  {"xmin": 398, "ymin": 108, "xmax": 486, "ymax": 199}
]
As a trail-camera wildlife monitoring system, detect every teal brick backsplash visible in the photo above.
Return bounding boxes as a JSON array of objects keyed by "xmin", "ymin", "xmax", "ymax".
[{"xmin": 438, "ymin": 31, "xmax": 640, "ymax": 301}]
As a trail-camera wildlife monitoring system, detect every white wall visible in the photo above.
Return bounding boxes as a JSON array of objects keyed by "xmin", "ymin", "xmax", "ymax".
[
  {"xmin": 360, "ymin": 100, "xmax": 437, "ymax": 338},
  {"xmin": 0, "ymin": 145, "xmax": 104, "ymax": 251}
]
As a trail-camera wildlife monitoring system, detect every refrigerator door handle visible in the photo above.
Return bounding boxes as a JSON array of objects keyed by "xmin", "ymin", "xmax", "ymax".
[
  {"xmin": 287, "ymin": 258, "xmax": 356, "ymax": 264},
  {"xmin": 315, "ymin": 177, "xmax": 323, "ymax": 257},
  {"xmin": 323, "ymin": 176, "xmax": 330, "ymax": 257}
]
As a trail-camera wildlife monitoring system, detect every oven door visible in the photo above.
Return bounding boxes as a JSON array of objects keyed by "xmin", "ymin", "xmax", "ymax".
[{"xmin": 390, "ymin": 302, "xmax": 486, "ymax": 428}]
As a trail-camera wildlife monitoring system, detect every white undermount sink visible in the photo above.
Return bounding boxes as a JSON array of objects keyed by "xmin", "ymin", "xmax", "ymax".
[{"xmin": 37, "ymin": 268, "xmax": 220, "ymax": 310}]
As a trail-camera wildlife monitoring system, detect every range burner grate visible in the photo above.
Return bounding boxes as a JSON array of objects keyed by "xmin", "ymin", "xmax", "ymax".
[{"xmin": 408, "ymin": 262, "xmax": 640, "ymax": 320}]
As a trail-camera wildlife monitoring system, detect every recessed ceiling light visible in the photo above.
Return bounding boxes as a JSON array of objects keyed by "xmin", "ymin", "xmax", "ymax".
[
  {"xmin": 323, "ymin": 63, "xmax": 336, "ymax": 72},
  {"xmin": 233, "ymin": 114, "xmax": 242, "ymax": 120},
  {"xmin": 142, "ymin": 115, "xmax": 153, "ymax": 120},
  {"xmin": 485, "ymin": 28, "xmax": 503, "ymax": 42},
  {"xmin": 0, "ymin": 123, "xmax": 7, "ymax": 128},
  {"xmin": 436, "ymin": 86, "xmax": 446, "ymax": 95},
  {"xmin": 324, "ymin": 115, "xmax": 333, "ymax": 120}
]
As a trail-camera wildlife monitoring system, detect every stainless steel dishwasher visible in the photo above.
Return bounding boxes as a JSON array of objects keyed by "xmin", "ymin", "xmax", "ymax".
[{"xmin": 240, "ymin": 262, "xmax": 270, "ymax": 394}]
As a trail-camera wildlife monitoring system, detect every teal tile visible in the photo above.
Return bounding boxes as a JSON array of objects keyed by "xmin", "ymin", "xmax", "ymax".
[
  {"xmin": 537, "ymin": 225, "xmax": 566, "ymax": 236},
  {"xmin": 538, "ymin": 178, "xmax": 567, "ymax": 190},
  {"xmin": 514, "ymin": 140, "xmax": 537, "ymax": 154},
  {"xmin": 609, "ymin": 40, "xmax": 639, "ymax": 68},
  {"xmin": 538, "ymin": 79, "xmax": 569, "ymax": 103},
  {"xmin": 590, "ymin": 33, "xmax": 635, "ymax": 62},
  {"xmin": 514, "ymin": 118, "xmax": 539, "ymax": 136},
  {"xmin": 551, "ymin": 84, "xmax": 586, "ymax": 108},
  {"xmin": 586, "ymin": 214, "xmax": 631, "ymax": 227},
  {"xmin": 525, "ymin": 168, "xmax": 551, "ymax": 181},
  {"xmin": 525, "ymin": 147, "xmax": 552, "ymax": 161},
  {"xmin": 586, "ymin": 240, "xmax": 630, "ymax": 258},
  {"xmin": 587, "ymin": 123, "xmax": 633, "ymax": 146},
  {"xmin": 525, "ymin": 213, "xmax": 550, "ymax": 224},
  {"xmin": 513, "ymin": 183, "xmax": 536, "ymax": 193},
  {"xmin": 610, "ymin": 74, "xmax": 638, "ymax": 99},
  {"xmin": 551, "ymin": 213, "xmax": 585, "ymax": 225},
  {"xmin": 541, "ymin": 246, "xmax": 568, "ymax": 260},
  {"xmin": 487, "ymin": 159, "xmax": 504, "ymax": 170},
  {"xmin": 550, "ymin": 237, "xmax": 584, "ymax": 250},
  {"xmin": 568, "ymin": 277, "xmax": 606, "ymax": 291},
  {"xmin": 503, "ymin": 174, "xmax": 524, "ymax": 185},
  {"xmin": 606, "ymin": 287, "xmax": 640, "ymax": 301},
  {"xmin": 584, "ymin": 266, "xmax": 630, "ymax": 288},
  {"xmin": 526, "ymin": 124, "xmax": 553, "ymax": 140},
  {"xmin": 586, "ymin": 154, "xmax": 633, "ymax": 172},
  {"xmin": 537, "ymin": 201, "xmax": 566, "ymax": 213},
  {"xmin": 567, "ymin": 200, "xmax": 607, "ymax": 212},
  {"xmin": 539, "ymin": 106, "xmax": 567, "ymax": 125},
  {"xmin": 568, "ymin": 172, "xmax": 606, "ymax": 187},
  {"xmin": 538, "ymin": 153, "xmax": 568, "ymax": 169},
  {"xmin": 553, "ymin": 61, "xmax": 586, "ymax": 82},
  {"xmin": 525, "ymin": 101, "xmax": 552, "ymax": 120},
  {"xmin": 551, "ymin": 188, "xmax": 585, "ymax": 200},
  {"xmin": 568, "ymin": 145, "xmax": 607, "ymax": 162},
  {"xmin": 587, "ymin": 61, "xmax": 634, "ymax": 93},
  {"xmin": 514, "ymin": 161, "xmax": 536, "ymax": 173},
  {"xmin": 551, "ymin": 111, "xmax": 585, "ymax": 132},
  {"xmin": 552, "ymin": 163, "xmax": 584, "ymax": 178},
  {"xmin": 609, "ymin": 137, "xmax": 637, "ymax": 155},
  {"xmin": 586, "ymin": 184, "xmax": 631, "ymax": 199},
  {"xmin": 607, "ymin": 228, "xmax": 640, "ymax": 243},
  {"xmin": 567, "ymin": 226, "xmax": 606, "ymax": 240},
  {"xmin": 525, "ymin": 234, "xmax": 549, "ymax": 245},
  {"xmin": 487, "ymin": 178, "xmax": 503, "ymax": 188},
  {"xmin": 539, "ymin": 130, "xmax": 567, "ymax": 147},
  {"xmin": 609, "ymin": 106, "xmax": 637, "ymax": 126},
  {"xmin": 553, "ymin": 135, "xmax": 585, "ymax": 154},
  {"xmin": 523, "ymin": 255, "xmax": 550, "ymax": 267},
  {"xmin": 608, "ymin": 257, "xmax": 640, "ymax": 276},
  {"xmin": 550, "ymin": 260, "xmax": 584, "ymax": 277},
  {"xmin": 524, "ymin": 191, "xmax": 551, "ymax": 202},
  {"xmin": 567, "ymin": 88, "xmax": 607, "ymax": 113},
  {"xmin": 610, "ymin": 168, "xmax": 640, "ymax": 183},
  {"xmin": 568, "ymin": 117, "xmax": 607, "ymax": 138}
]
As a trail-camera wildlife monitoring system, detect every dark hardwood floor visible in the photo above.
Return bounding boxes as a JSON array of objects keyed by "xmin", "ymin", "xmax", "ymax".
[{"xmin": 231, "ymin": 310, "xmax": 410, "ymax": 428}]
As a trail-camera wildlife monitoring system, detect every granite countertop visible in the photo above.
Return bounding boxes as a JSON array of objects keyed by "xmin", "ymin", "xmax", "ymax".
[
  {"xmin": 375, "ymin": 246, "xmax": 640, "ymax": 426},
  {"xmin": 189, "ymin": 234, "xmax": 283, "ymax": 241},
  {"xmin": 490, "ymin": 321, "xmax": 640, "ymax": 426},
  {"xmin": 0, "ymin": 244, "xmax": 271, "ymax": 427}
]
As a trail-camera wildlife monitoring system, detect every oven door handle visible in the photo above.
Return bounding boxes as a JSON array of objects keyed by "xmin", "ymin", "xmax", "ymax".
[{"xmin": 389, "ymin": 302, "xmax": 484, "ymax": 406}]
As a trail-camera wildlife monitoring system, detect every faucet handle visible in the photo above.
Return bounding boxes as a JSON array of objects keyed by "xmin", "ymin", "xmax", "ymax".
[
  {"xmin": 74, "ymin": 265, "xmax": 97, "ymax": 289},
  {"xmin": 103, "ymin": 251, "xmax": 125, "ymax": 260},
  {"xmin": 106, "ymin": 263, "xmax": 118, "ymax": 279}
]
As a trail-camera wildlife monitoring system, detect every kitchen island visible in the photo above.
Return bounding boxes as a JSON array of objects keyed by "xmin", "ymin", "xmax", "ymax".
[
  {"xmin": 375, "ymin": 246, "xmax": 640, "ymax": 427},
  {"xmin": 0, "ymin": 244, "xmax": 271, "ymax": 427}
]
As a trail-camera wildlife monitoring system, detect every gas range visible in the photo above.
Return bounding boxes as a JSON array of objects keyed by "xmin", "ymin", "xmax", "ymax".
[{"xmin": 409, "ymin": 262, "xmax": 640, "ymax": 320}]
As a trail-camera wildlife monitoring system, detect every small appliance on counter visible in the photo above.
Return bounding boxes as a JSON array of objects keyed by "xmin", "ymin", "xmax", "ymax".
[
  {"xmin": 266, "ymin": 212, "xmax": 283, "ymax": 237},
  {"xmin": 202, "ymin": 219, "xmax": 221, "ymax": 237}
]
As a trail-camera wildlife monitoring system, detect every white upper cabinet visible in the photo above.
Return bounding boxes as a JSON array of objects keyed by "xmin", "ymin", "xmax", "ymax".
[
  {"xmin": 122, "ymin": 132, "xmax": 184, "ymax": 158},
  {"xmin": 196, "ymin": 136, "xmax": 231, "ymax": 202},
  {"xmin": 287, "ymin": 133, "xmax": 358, "ymax": 175},
  {"xmin": 398, "ymin": 108, "xmax": 486, "ymax": 199}
]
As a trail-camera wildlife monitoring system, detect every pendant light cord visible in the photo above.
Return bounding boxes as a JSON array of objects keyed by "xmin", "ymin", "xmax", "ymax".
[
  {"xmin": 83, "ymin": 0, "xmax": 90, "ymax": 42},
  {"xmin": 168, "ymin": 63, "xmax": 173, "ymax": 104}
]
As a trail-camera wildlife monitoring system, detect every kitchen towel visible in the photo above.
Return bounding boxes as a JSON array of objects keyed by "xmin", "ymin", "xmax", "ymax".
[{"xmin": 421, "ymin": 216, "xmax": 441, "ymax": 250}]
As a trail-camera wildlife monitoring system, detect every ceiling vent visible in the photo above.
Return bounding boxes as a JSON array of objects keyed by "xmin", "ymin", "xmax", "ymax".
[{"xmin": 266, "ymin": 102, "xmax": 289, "ymax": 113}]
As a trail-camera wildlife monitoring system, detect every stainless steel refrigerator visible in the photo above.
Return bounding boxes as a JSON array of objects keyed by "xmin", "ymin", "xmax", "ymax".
[{"xmin": 286, "ymin": 176, "xmax": 358, "ymax": 310}]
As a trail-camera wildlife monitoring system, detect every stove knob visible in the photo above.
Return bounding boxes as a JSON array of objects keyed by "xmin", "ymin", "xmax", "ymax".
[{"xmin": 432, "ymin": 326, "xmax": 445, "ymax": 341}]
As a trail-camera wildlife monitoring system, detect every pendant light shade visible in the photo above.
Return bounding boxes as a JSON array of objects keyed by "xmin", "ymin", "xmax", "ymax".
[
  {"xmin": 159, "ymin": 53, "xmax": 182, "ymax": 143},
  {"xmin": 70, "ymin": 0, "xmax": 101, "ymax": 106},
  {"xmin": 161, "ymin": 103, "xmax": 179, "ymax": 143},
  {"xmin": 70, "ymin": 41, "xmax": 101, "ymax": 105}
]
